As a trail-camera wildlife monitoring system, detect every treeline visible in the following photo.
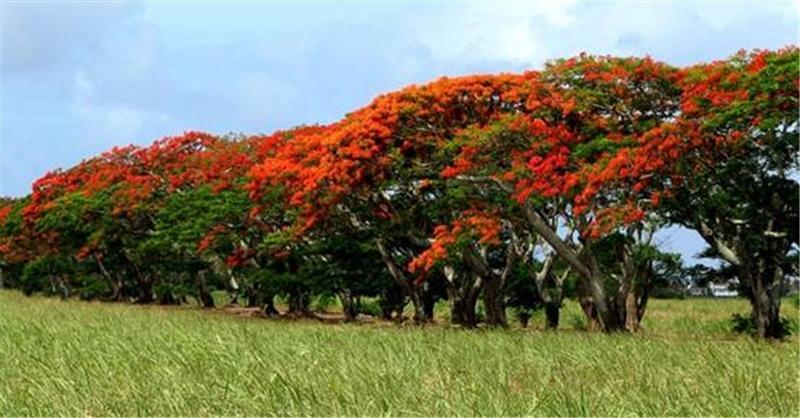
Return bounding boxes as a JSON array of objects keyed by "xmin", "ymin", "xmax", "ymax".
[{"xmin": 0, "ymin": 48, "xmax": 797, "ymax": 338}]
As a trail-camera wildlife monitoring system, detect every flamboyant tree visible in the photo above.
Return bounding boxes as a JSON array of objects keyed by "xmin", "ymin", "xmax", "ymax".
[
  {"xmin": 634, "ymin": 48, "xmax": 797, "ymax": 338},
  {"xmin": 1, "ymin": 48, "xmax": 795, "ymax": 337},
  {"xmin": 249, "ymin": 74, "xmax": 544, "ymax": 324},
  {"xmin": 435, "ymin": 55, "xmax": 683, "ymax": 332}
]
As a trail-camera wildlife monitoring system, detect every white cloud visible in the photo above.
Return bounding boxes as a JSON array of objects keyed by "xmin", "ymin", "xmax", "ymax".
[
  {"xmin": 410, "ymin": 1, "xmax": 577, "ymax": 67},
  {"xmin": 71, "ymin": 70, "xmax": 169, "ymax": 147},
  {"xmin": 406, "ymin": 1, "xmax": 795, "ymax": 70}
]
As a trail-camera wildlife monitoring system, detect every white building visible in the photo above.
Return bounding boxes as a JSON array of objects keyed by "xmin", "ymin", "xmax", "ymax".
[
  {"xmin": 708, "ymin": 283, "xmax": 739, "ymax": 298},
  {"xmin": 686, "ymin": 280, "xmax": 740, "ymax": 298}
]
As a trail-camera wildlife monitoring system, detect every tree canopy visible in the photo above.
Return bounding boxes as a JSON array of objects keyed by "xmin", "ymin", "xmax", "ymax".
[{"xmin": 1, "ymin": 47, "xmax": 796, "ymax": 338}]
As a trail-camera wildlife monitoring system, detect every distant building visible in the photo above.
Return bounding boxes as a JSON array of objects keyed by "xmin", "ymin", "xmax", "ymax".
[
  {"xmin": 708, "ymin": 283, "xmax": 739, "ymax": 297},
  {"xmin": 686, "ymin": 282, "xmax": 739, "ymax": 298},
  {"xmin": 686, "ymin": 284, "xmax": 708, "ymax": 297}
]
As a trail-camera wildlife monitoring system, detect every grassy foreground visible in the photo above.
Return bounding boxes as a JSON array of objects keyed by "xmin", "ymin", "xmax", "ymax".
[{"xmin": 0, "ymin": 291, "xmax": 798, "ymax": 416}]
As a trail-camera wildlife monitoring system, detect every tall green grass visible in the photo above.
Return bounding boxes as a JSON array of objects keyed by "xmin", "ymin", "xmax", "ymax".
[{"xmin": 0, "ymin": 290, "xmax": 797, "ymax": 416}]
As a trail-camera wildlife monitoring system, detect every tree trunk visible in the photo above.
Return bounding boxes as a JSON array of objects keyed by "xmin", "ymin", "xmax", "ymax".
[
  {"xmin": 136, "ymin": 280, "xmax": 153, "ymax": 304},
  {"xmin": 533, "ymin": 254, "xmax": 566, "ymax": 331},
  {"xmin": 339, "ymin": 290, "xmax": 358, "ymax": 322},
  {"xmin": 55, "ymin": 275, "xmax": 70, "ymax": 299},
  {"xmin": 462, "ymin": 246, "xmax": 512, "ymax": 328},
  {"xmin": 247, "ymin": 287, "xmax": 263, "ymax": 308},
  {"xmin": 624, "ymin": 291, "xmax": 640, "ymax": 332},
  {"xmin": 195, "ymin": 272, "xmax": 215, "ymax": 309},
  {"xmin": 262, "ymin": 295, "xmax": 280, "ymax": 317},
  {"xmin": 695, "ymin": 221, "xmax": 787, "ymax": 339},
  {"xmin": 750, "ymin": 266, "xmax": 784, "ymax": 339},
  {"xmin": 544, "ymin": 301, "xmax": 560, "ymax": 330},
  {"xmin": 94, "ymin": 254, "xmax": 123, "ymax": 301},
  {"xmin": 158, "ymin": 291, "xmax": 180, "ymax": 305},
  {"xmin": 198, "ymin": 290, "xmax": 215, "ymax": 308},
  {"xmin": 585, "ymin": 270, "xmax": 625, "ymax": 332},
  {"xmin": 408, "ymin": 291, "xmax": 427, "ymax": 323},
  {"xmin": 482, "ymin": 276, "xmax": 507, "ymax": 327},
  {"xmin": 422, "ymin": 288, "xmax": 436, "ymax": 321},
  {"xmin": 287, "ymin": 290, "xmax": 311, "ymax": 314},
  {"xmin": 110, "ymin": 277, "xmax": 124, "ymax": 301},
  {"xmin": 444, "ymin": 267, "xmax": 480, "ymax": 328},
  {"xmin": 577, "ymin": 277, "xmax": 602, "ymax": 331},
  {"xmin": 523, "ymin": 205, "xmax": 623, "ymax": 332},
  {"xmin": 381, "ymin": 305, "xmax": 395, "ymax": 321},
  {"xmin": 448, "ymin": 288, "xmax": 479, "ymax": 327},
  {"xmin": 375, "ymin": 239, "xmax": 427, "ymax": 323}
]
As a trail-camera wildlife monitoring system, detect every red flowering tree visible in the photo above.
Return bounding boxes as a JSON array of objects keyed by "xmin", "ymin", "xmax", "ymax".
[
  {"xmin": 620, "ymin": 48, "xmax": 798, "ymax": 338},
  {"xmin": 437, "ymin": 54, "xmax": 684, "ymax": 331},
  {"xmin": 248, "ymin": 75, "xmax": 540, "ymax": 324},
  {"xmin": 2, "ymin": 48, "xmax": 795, "ymax": 338}
]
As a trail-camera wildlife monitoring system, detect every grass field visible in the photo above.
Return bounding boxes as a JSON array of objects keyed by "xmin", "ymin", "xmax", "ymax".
[{"xmin": 0, "ymin": 290, "xmax": 798, "ymax": 416}]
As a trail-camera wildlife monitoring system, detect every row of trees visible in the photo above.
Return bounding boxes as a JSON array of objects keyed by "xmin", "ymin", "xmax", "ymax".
[{"xmin": 0, "ymin": 48, "xmax": 796, "ymax": 338}]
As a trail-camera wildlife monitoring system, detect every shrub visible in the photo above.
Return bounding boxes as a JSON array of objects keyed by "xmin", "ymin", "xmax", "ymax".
[
  {"xmin": 731, "ymin": 313, "xmax": 794, "ymax": 338},
  {"xmin": 357, "ymin": 300, "xmax": 382, "ymax": 317},
  {"xmin": 651, "ymin": 287, "xmax": 686, "ymax": 299}
]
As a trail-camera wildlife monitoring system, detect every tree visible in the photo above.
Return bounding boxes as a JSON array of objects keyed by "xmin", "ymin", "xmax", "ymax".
[
  {"xmin": 439, "ymin": 55, "xmax": 682, "ymax": 331},
  {"xmin": 673, "ymin": 49, "xmax": 798, "ymax": 338}
]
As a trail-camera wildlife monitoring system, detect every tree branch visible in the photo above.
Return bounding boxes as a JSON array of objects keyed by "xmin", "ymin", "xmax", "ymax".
[{"xmin": 697, "ymin": 221, "xmax": 742, "ymax": 267}]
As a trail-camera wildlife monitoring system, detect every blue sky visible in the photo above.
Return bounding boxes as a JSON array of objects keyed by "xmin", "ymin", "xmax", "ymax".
[{"xmin": 1, "ymin": 0, "xmax": 797, "ymax": 262}]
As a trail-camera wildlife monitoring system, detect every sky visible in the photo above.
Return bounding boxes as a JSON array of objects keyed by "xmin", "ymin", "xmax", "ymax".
[{"xmin": 1, "ymin": 0, "xmax": 797, "ymax": 263}]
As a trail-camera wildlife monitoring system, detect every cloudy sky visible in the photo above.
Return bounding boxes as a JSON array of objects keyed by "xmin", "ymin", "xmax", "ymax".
[{"xmin": 1, "ymin": 0, "xmax": 797, "ymax": 261}]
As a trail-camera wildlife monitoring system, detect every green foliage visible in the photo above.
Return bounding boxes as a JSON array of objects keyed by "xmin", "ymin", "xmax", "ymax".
[
  {"xmin": 356, "ymin": 299, "xmax": 383, "ymax": 317},
  {"xmin": 73, "ymin": 274, "xmax": 111, "ymax": 301},
  {"xmin": 505, "ymin": 262, "xmax": 542, "ymax": 322},
  {"xmin": 20, "ymin": 256, "xmax": 74, "ymax": 297},
  {"xmin": 789, "ymin": 293, "xmax": 800, "ymax": 309}
]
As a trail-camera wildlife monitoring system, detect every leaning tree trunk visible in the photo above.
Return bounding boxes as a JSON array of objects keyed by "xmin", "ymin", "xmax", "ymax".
[{"xmin": 523, "ymin": 204, "xmax": 623, "ymax": 332}]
